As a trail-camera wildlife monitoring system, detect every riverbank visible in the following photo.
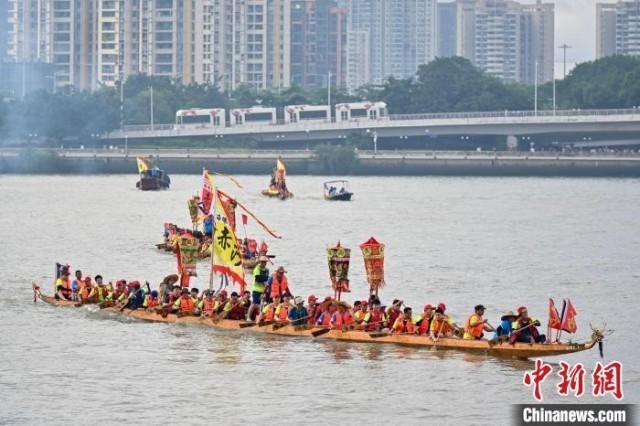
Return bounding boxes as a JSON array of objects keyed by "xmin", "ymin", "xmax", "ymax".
[{"xmin": 2, "ymin": 147, "xmax": 640, "ymax": 177}]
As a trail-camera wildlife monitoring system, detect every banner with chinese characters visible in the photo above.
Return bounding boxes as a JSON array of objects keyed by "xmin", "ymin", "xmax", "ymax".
[
  {"xmin": 359, "ymin": 236, "xmax": 385, "ymax": 294},
  {"xmin": 177, "ymin": 235, "xmax": 198, "ymax": 278},
  {"xmin": 187, "ymin": 197, "xmax": 200, "ymax": 225},
  {"xmin": 327, "ymin": 242, "xmax": 350, "ymax": 294},
  {"xmin": 212, "ymin": 196, "xmax": 246, "ymax": 290}
]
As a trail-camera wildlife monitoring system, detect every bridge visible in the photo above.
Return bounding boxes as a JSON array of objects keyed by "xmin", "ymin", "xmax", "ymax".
[{"xmin": 104, "ymin": 108, "xmax": 640, "ymax": 147}]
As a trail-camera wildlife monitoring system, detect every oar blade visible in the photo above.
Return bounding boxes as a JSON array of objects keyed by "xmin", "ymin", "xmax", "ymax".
[{"xmin": 311, "ymin": 328, "xmax": 331, "ymax": 337}]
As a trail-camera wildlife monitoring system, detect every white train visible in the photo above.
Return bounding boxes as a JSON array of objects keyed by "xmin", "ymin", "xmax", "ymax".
[
  {"xmin": 175, "ymin": 108, "xmax": 226, "ymax": 129},
  {"xmin": 174, "ymin": 101, "xmax": 387, "ymax": 129}
]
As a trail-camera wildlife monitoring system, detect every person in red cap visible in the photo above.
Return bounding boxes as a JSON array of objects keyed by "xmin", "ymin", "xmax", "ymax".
[
  {"xmin": 416, "ymin": 304, "xmax": 435, "ymax": 336},
  {"xmin": 305, "ymin": 295, "xmax": 318, "ymax": 324},
  {"xmin": 510, "ymin": 306, "xmax": 546, "ymax": 344},
  {"xmin": 430, "ymin": 303, "xmax": 458, "ymax": 339}
]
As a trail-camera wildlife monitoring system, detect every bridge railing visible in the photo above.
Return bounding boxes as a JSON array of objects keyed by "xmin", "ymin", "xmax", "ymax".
[{"xmin": 389, "ymin": 108, "xmax": 640, "ymax": 121}]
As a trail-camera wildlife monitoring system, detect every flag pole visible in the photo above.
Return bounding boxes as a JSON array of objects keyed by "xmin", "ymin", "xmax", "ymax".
[
  {"xmin": 556, "ymin": 299, "xmax": 567, "ymax": 343},
  {"xmin": 209, "ymin": 179, "xmax": 217, "ymax": 290}
]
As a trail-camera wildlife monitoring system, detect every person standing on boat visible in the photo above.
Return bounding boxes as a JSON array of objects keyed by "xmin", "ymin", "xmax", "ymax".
[
  {"xmin": 268, "ymin": 266, "xmax": 292, "ymax": 301},
  {"xmin": 392, "ymin": 307, "xmax": 416, "ymax": 334},
  {"xmin": 510, "ymin": 306, "xmax": 546, "ymax": 344},
  {"xmin": 247, "ymin": 256, "xmax": 270, "ymax": 321},
  {"xmin": 71, "ymin": 270, "xmax": 83, "ymax": 302},
  {"xmin": 288, "ymin": 297, "xmax": 309, "ymax": 326},
  {"xmin": 463, "ymin": 305, "xmax": 495, "ymax": 340}
]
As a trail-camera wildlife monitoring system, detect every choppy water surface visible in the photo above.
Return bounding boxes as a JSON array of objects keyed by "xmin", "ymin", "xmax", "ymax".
[{"xmin": 1, "ymin": 175, "xmax": 639, "ymax": 425}]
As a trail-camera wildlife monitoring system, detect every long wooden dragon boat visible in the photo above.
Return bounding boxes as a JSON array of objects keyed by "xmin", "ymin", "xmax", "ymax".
[{"xmin": 35, "ymin": 292, "xmax": 604, "ymax": 359}]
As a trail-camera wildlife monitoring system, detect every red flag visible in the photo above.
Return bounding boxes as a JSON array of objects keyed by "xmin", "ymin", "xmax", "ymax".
[
  {"xmin": 548, "ymin": 298, "xmax": 562, "ymax": 330},
  {"xmin": 560, "ymin": 299, "xmax": 578, "ymax": 333},
  {"xmin": 241, "ymin": 214, "xmax": 248, "ymax": 225}
]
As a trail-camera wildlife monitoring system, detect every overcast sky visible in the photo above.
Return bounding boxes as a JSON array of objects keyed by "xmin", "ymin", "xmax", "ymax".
[{"xmin": 522, "ymin": 0, "xmax": 599, "ymax": 74}]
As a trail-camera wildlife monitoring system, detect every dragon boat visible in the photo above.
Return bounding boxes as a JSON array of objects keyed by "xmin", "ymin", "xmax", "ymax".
[{"xmin": 35, "ymin": 291, "xmax": 604, "ymax": 360}]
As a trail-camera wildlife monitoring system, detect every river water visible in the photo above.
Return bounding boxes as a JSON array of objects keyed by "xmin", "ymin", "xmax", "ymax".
[{"xmin": 0, "ymin": 175, "xmax": 638, "ymax": 425}]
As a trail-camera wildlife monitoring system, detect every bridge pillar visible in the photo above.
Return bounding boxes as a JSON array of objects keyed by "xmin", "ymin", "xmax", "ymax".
[{"xmin": 506, "ymin": 135, "xmax": 518, "ymax": 151}]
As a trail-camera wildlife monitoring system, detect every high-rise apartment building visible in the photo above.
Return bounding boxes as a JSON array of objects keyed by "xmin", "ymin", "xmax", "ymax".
[
  {"xmin": 0, "ymin": 1, "xmax": 9, "ymax": 61},
  {"xmin": 290, "ymin": 0, "xmax": 346, "ymax": 88},
  {"xmin": 438, "ymin": 1, "xmax": 457, "ymax": 58},
  {"xmin": 342, "ymin": 0, "xmax": 437, "ymax": 90},
  {"xmin": 457, "ymin": 0, "xmax": 554, "ymax": 84},
  {"xmin": 597, "ymin": 0, "xmax": 640, "ymax": 58}
]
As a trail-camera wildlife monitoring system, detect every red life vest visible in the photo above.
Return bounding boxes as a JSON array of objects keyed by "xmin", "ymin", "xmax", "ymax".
[
  {"xmin": 264, "ymin": 305, "xmax": 276, "ymax": 322},
  {"xmin": 203, "ymin": 298, "xmax": 215, "ymax": 313},
  {"xmin": 417, "ymin": 315, "xmax": 432, "ymax": 335},
  {"xmin": 321, "ymin": 312, "xmax": 332, "ymax": 327},
  {"xmin": 365, "ymin": 311, "xmax": 384, "ymax": 331},
  {"xmin": 147, "ymin": 297, "xmax": 158, "ymax": 308}
]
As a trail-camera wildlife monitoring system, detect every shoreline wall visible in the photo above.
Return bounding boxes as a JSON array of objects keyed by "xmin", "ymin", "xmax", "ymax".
[{"xmin": 1, "ymin": 150, "xmax": 640, "ymax": 177}]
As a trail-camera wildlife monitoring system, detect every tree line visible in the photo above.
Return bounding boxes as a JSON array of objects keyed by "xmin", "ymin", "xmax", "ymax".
[{"xmin": 1, "ymin": 55, "xmax": 639, "ymax": 143}]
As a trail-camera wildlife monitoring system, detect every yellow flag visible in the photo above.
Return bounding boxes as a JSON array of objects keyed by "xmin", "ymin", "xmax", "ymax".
[
  {"xmin": 137, "ymin": 157, "xmax": 149, "ymax": 173},
  {"xmin": 276, "ymin": 158, "xmax": 286, "ymax": 175},
  {"xmin": 212, "ymin": 196, "xmax": 246, "ymax": 290}
]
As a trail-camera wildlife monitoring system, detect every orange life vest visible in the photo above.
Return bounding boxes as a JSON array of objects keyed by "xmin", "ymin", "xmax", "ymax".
[
  {"xmin": 80, "ymin": 285, "xmax": 91, "ymax": 300},
  {"xmin": 270, "ymin": 274, "xmax": 289, "ymax": 298},
  {"xmin": 277, "ymin": 303, "xmax": 289, "ymax": 321},
  {"xmin": 203, "ymin": 298, "xmax": 215, "ymax": 313},
  {"xmin": 180, "ymin": 297, "xmax": 195, "ymax": 313},
  {"xmin": 264, "ymin": 305, "xmax": 276, "ymax": 322},
  {"xmin": 147, "ymin": 297, "xmax": 158, "ymax": 308},
  {"xmin": 393, "ymin": 317, "xmax": 415, "ymax": 334},
  {"xmin": 321, "ymin": 311, "xmax": 332, "ymax": 327},
  {"xmin": 430, "ymin": 315, "xmax": 453, "ymax": 336},
  {"xmin": 333, "ymin": 312, "xmax": 344, "ymax": 328},
  {"xmin": 464, "ymin": 313, "xmax": 484, "ymax": 339},
  {"xmin": 417, "ymin": 314, "xmax": 432, "ymax": 335}
]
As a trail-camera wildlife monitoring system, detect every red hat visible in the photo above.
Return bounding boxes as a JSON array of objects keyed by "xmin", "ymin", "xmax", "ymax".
[
  {"xmin": 130, "ymin": 280, "xmax": 140, "ymax": 287},
  {"xmin": 219, "ymin": 290, "xmax": 228, "ymax": 297},
  {"xmin": 362, "ymin": 300, "xmax": 369, "ymax": 306},
  {"xmin": 437, "ymin": 303, "xmax": 446, "ymax": 311},
  {"xmin": 424, "ymin": 304, "xmax": 433, "ymax": 311},
  {"xmin": 323, "ymin": 296, "xmax": 333, "ymax": 303},
  {"xmin": 517, "ymin": 306, "xmax": 527, "ymax": 314},
  {"xmin": 308, "ymin": 295, "xmax": 318, "ymax": 302},
  {"xmin": 116, "ymin": 280, "xmax": 125, "ymax": 287}
]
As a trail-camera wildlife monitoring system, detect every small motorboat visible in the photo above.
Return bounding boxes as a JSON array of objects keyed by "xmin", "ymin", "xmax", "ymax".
[
  {"xmin": 136, "ymin": 157, "xmax": 170, "ymax": 190},
  {"xmin": 324, "ymin": 180, "xmax": 353, "ymax": 201}
]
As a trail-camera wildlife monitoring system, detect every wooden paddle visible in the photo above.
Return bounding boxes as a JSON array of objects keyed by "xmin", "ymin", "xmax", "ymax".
[
  {"xmin": 239, "ymin": 321, "xmax": 257, "ymax": 328},
  {"xmin": 369, "ymin": 331, "xmax": 389, "ymax": 338},
  {"xmin": 311, "ymin": 328, "xmax": 331, "ymax": 337}
]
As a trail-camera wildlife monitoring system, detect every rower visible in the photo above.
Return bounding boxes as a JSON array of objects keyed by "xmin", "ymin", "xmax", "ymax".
[
  {"xmin": 363, "ymin": 302, "xmax": 387, "ymax": 332},
  {"xmin": 71, "ymin": 270, "xmax": 83, "ymax": 302},
  {"xmin": 493, "ymin": 311, "xmax": 517, "ymax": 342},
  {"xmin": 259, "ymin": 294, "xmax": 280, "ymax": 323},
  {"xmin": 353, "ymin": 301, "xmax": 365, "ymax": 325},
  {"xmin": 247, "ymin": 255, "xmax": 270, "ymax": 320},
  {"xmin": 463, "ymin": 304, "xmax": 494, "ymax": 340},
  {"xmin": 268, "ymin": 266, "xmax": 292, "ymax": 301},
  {"xmin": 55, "ymin": 267, "xmax": 72, "ymax": 300},
  {"xmin": 144, "ymin": 290, "xmax": 159, "ymax": 311},
  {"xmin": 173, "ymin": 288, "xmax": 197, "ymax": 316},
  {"xmin": 392, "ymin": 307, "xmax": 415, "ymax": 334},
  {"xmin": 386, "ymin": 299, "xmax": 403, "ymax": 329},
  {"xmin": 331, "ymin": 302, "xmax": 353, "ymax": 330},
  {"xmin": 198, "ymin": 290, "xmax": 216, "ymax": 317},
  {"xmin": 288, "ymin": 296, "xmax": 309, "ymax": 326},
  {"xmin": 306, "ymin": 295, "xmax": 320, "ymax": 325},
  {"xmin": 430, "ymin": 303, "xmax": 457, "ymax": 339},
  {"xmin": 316, "ymin": 298, "xmax": 335, "ymax": 327},
  {"xmin": 223, "ymin": 292, "xmax": 246, "ymax": 320},
  {"xmin": 510, "ymin": 306, "xmax": 546, "ymax": 344},
  {"xmin": 213, "ymin": 290, "xmax": 229, "ymax": 316},
  {"xmin": 79, "ymin": 277, "xmax": 93, "ymax": 302},
  {"xmin": 416, "ymin": 304, "xmax": 434, "ymax": 336},
  {"xmin": 86, "ymin": 275, "xmax": 107, "ymax": 303},
  {"xmin": 275, "ymin": 294, "xmax": 292, "ymax": 323}
]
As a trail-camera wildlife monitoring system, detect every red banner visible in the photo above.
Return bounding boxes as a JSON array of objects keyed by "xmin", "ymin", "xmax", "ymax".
[
  {"xmin": 548, "ymin": 298, "xmax": 562, "ymax": 330},
  {"xmin": 359, "ymin": 237, "xmax": 385, "ymax": 293},
  {"xmin": 561, "ymin": 299, "xmax": 578, "ymax": 333}
]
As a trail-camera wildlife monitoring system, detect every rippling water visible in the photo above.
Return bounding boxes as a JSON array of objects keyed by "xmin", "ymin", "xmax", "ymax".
[{"xmin": 1, "ymin": 175, "xmax": 639, "ymax": 424}]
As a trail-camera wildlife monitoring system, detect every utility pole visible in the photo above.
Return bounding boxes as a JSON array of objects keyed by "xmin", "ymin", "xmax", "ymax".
[
  {"xmin": 150, "ymin": 86, "xmax": 154, "ymax": 130},
  {"xmin": 534, "ymin": 61, "xmax": 538, "ymax": 115},
  {"xmin": 558, "ymin": 44, "xmax": 571, "ymax": 79},
  {"xmin": 327, "ymin": 71, "xmax": 332, "ymax": 117}
]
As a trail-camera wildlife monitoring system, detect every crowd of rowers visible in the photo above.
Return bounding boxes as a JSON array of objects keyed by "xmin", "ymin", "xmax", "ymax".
[{"xmin": 53, "ymin": 261, "xmax": 547, "ymax": 344}]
